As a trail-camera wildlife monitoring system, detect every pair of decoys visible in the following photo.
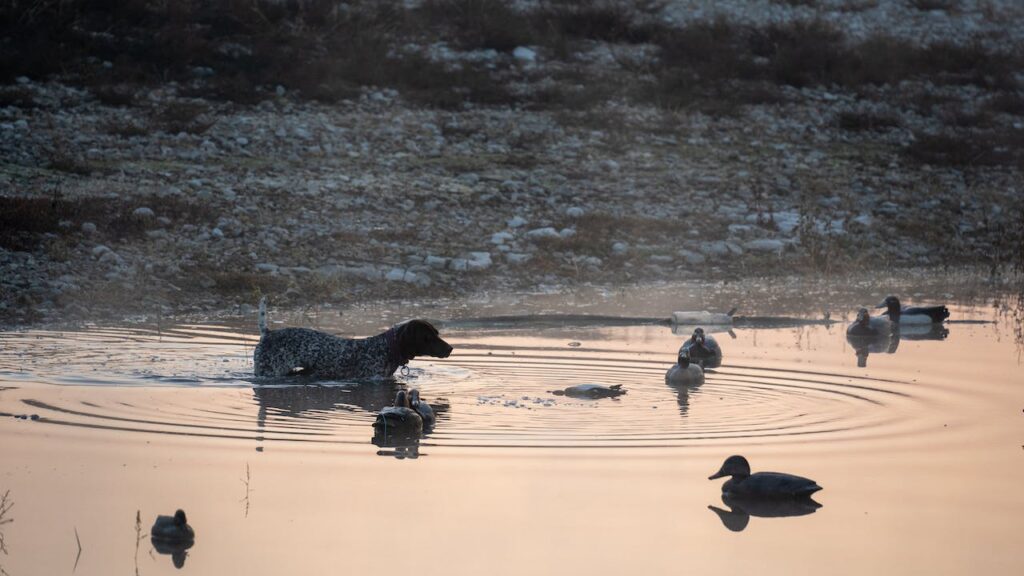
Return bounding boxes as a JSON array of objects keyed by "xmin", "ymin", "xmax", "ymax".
[
  {"xmin": 847, "ymin": 295, "xmax": 949, "ymax": 336},
  {"xmin": 373, "ymin": 388, "xmax": 435, "ymax": 434}
]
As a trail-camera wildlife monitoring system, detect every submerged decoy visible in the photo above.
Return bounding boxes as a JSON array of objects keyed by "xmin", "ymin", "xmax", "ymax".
[
  {"xmin": 665, "ymin": 353, "xmax": 705, "ymax": 387},
  {"xmin": 373, "ymin": 390, "xmax": 423, "ymax": 434},
  {"xmin": 709, "ymin": 455, "xmax": 822, "ymax": 498},
  {"xmin": 877, "ymin": 295, "xmax": 949, "ymax": 324},
  {"xmin": 679, "ymin": 327, "xmax": 723, "ymax": 369},
  {"xmin": 551, "ymin": 384, "xmax": 626, "ymax": 399},
  {"xmin": 151, "ymin": 509, "xmax": 195, "ymax": 543},
  {"xmin": 408, "ymin": 388, "xmax": 435, "ymax": 429}
]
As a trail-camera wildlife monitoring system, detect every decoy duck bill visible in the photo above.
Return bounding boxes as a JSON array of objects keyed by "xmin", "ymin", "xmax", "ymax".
[{"xmin": 708, "ymin": 470, "xmax": 728, "ymax": 480}]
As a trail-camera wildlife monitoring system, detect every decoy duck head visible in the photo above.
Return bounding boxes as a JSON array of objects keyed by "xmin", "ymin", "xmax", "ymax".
[
  {"xmin": 174, "ymin": 509, "xmax": 187, "ymax": 526},
  {"xmin": 677, "ymin": 353, "xmax": 691, "ymax": 368},
  {"xmin": 408, "ymin": 388, "xmax": 421, "ymax": 408},
  {"xmin": 877, "ymin": 295, "xmax": 901, "ymax": 313},
  {"xmin": 691, "ymin": 327, "xmax": 706, "ymax": 343},
  {"xmin": 394, "ymin": 389, "xmax": 409, "ymax": 408},
  {"xmin": 709, "ymin": 455, "xmax": 751, "ymax": 480},
  {"xmin": 855, "ymin": 308, "xmax": 871, "ymax": 326}
]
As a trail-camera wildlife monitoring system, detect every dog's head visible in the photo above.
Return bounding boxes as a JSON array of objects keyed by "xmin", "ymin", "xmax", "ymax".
[{"xmin": 395, "ymin": 319, "xmax": 453, "ymax": 360}]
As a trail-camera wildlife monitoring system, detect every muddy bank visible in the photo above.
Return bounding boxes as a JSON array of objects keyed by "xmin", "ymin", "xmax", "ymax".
[{"xmin": 1, "ymin": 1, "xmax": 1023, "ymax": 327}]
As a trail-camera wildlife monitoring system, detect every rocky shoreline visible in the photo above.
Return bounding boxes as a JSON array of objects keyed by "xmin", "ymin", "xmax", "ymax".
[{"xmin": 2, "ymin": 1, "xmax": 1023, "ymax": 327}]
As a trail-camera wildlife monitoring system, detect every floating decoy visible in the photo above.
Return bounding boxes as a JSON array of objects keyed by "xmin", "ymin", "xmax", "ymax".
[
  {"xmin": 665, "ymin": 353, "xmax": 705, "ymax": 387},
  {"xmin": 679, "ymin": 327, "xmax": 723, "ymax": 369},
  {"xmin": 709, "ymin": 455, "xmax": 822, "ymax": 498},
  {"xmin": 672, "ymin": 307, "xmax": 736, "ymax": 326},
  {"xmin": 408, "ymin": 388, "xmax": 435, "ymax": 429},
  {"xmin": 151, "ymin": 509, "xmax": 195, "ymax": 543},
  {"xmin": 551, "ymin": 384, "xmax": 626, "ymax": 399},
  {"xmin": 846, "ymin": 307, "xmax": 890, "ymax": 336},
  {"xmin": 877, "ymin": 295, "xmax": 949, "ymax": 324},
  {"xmin": 373, "ymin": 390, "xmax": 423, "ymax": 434}
]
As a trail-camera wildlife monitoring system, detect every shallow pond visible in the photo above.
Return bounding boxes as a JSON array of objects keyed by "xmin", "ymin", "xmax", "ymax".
[{"xmin": 1, "ymin": 291, "xmax": 1022, "ymax": 575}]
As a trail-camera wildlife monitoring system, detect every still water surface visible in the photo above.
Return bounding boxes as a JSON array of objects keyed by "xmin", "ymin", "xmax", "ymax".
[{"xmin": 0, "ymin": 296, "xmax": 1021, "ymax": 575}]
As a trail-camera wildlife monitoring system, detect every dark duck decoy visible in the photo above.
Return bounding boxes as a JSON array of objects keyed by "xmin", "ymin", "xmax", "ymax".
[
  {"xmin": 408, "ymin": 388, "xmax": 435, "ymax": 429},
  {"xmin": 877, "ymin": 295, "xmax": 949, "ymax": 324},
  {"xmin": 151, "ymin": 509, "xmax": 195, "ymax": 543},
  {"xmin": 665, "ymin": 353, "xmax": 704, "ymax": 387},
  {"xmin": 373, "ymin": 389, "xmax": 423, "ymax": 435},
  {"xmin": 551, "ymin": 384, "xmax": 626, "ymax": 399},
  {"xmin": 678, "ymin": 327, "xmax": 723, "ymax": 369},
  {"xmin": 846, "ymin": 307, "xmax": 892, "ymax": 337},
  {"xmin": 709, "ymin": 455, "xmax": 822, "ymax": 498}
]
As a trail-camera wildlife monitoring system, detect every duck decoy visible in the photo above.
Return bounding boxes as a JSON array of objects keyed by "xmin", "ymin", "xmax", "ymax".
[
  {"xmin": 373, "ymin": 390, "xmax": 423, "ymax": 434},
  {"xmin": 665, "ymin": 353, "xmax": 705, "ymax": 387},
  {"xmin": 846, "ymin": 307, "xmax": 892, "ymax": 337},
  {"xmin": 551, "ymin": 384, "xmax": 626, "ymax": 399},
  {"xmin": 672, "ymin": 308, "xmax": 736, "ymax": 326},
  {"xmin": 679, "ymin": 327, "xmax": 723, "ymax": 369},
  {"xmin": 408, "ymin": 388, "xmax": 435, "ymax": 429},
  {"xmin": 877, "ymin": 295, "xmax": 949, "ymax": 324},
  {"xmin": 709, "ymin": 455, "xmax": 822, "ymax": 498},
  {"xmin": 151, "ymin": 509, "xmax": 195, "ymax": 543}
]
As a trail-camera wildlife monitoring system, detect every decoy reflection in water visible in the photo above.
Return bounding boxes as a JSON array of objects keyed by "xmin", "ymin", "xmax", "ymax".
[
  {"xmin": 550, "ymin": 384, "xmax": 626, "ymax": 399},
  {"xmin": 665, "ymin": 353, "xmax": 704, "ymax": 416},
  {"xmin": 847, "ymin": 308, "xmax": 900, "ymax": 367},
  {"xmin": 678, "ymin": 327, "xmax": 723, "ymax": 369},
  {"xmin": 151, "ymin": 509, "xmax": 194, "ymax": 569},
  {"xmin": 709, "ymin": 455, "xmax": 822, "ymax": 498},
  {"xmin": 877, "ymin": 295, "xmax": 950, "ymax": 324},
  {"xmin": 708, "ymin": 493, "xmax": 822, "ymax": 532}
]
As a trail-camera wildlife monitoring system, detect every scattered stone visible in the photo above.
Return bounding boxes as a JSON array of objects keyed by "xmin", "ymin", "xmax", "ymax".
[{"xmin": 526, "ymin": 227, "xmax": 560, "ymax": 240}]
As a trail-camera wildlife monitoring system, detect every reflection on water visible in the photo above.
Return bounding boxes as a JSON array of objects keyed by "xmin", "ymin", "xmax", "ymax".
[
  {"xmin": 708, "ymin": 494, "xmax": 822, "ymax": 532},
  {"xmin": 847, "ymin": 324, "xmax": 950, "ymax": 367},
  {"xmin": 0, "ymin": 297, "xmax": 1022, "ymax": 575},
  {"xmin": 152, "ymin": 537, "xmax": 193, "ymax": 569}
]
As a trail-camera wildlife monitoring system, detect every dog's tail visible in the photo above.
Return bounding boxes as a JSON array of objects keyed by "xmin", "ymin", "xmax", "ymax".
[{"xmin": 258, "ymin": 297, "xmax": 269, "ymax": 336}]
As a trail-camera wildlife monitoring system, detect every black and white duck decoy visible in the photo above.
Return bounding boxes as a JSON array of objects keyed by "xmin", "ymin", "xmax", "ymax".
[
  {"xmin": 151, "ymin": 509, "xmax": 195, "ymax": 543},
  {"xmin": 665, "ymin": 353, "xmax": 705, "ymax": 387},
  {"xmin": 709, "ymin": 455, "xmax": 822, "ymax": 498},
  {"xmin": 551, "ymin": 384, "xmax": 626, "ymax": 399},
  {"xmin": 373, "ymin": 390, "xmax": 423, "ymax": 434},
  {"xmin": 877, "ymin": 295, "xmax": 949, "ymax": 324},
  {"xmin": 408, "ymin": 388, "xmax": 435, "ymax": 429},
  {"xmin": 679, "ymin": 327, "xmax": 723, "ymax": 369}
]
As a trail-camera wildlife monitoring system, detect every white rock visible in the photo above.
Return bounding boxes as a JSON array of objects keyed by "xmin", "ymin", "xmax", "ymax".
[
  {"xmin": 449, "ymin": 258, "xmax": 469, "ymax": 271},
  {"xmin": 513, "ymin": 46, "xmax": 537, "ymax": 63},
  {"xmin": 491, "ymin": 231, "xmax": 514, "ymax": 244},
  {"xmin": 211, "ymin": 227, "xmax": 225, "ymax": 239},
  {"xmin": 386, "ymin": 268, "xmax": 410, "ymax": 282},
  {"xmin": 91, "ymin": 245, "xmax": 111, "ymax": 257},
  {"xmin": 425, "ymin": 255, "xmax": 449, "ymax": 269},
  {"xmin": 506, "ymin": 252, "xmax": 532, "ymax": 264},
  {"xmin": 468, "ymin": 252, "xmax": 492, "ymax": 270},
  {"xmin": 558, "ymin": 228, "xmax": 576, "ymax": 239},
  {"xmin": 744, "ymin": 239, "xmax": 786, "ymax": 252},
  {"xmin": 81, "ymin": 222, "xmax": 97, "ymax": 234},
  {"xmin": 526, "ymin": 227, "xmax": 560, "ymax": 240},
  {"xmin": 236, "ymin": 137, "xmax": 249, "ymax": 146},
  {"xmin": 256, "ymin": 263, "xmax": 279, "ymax": 273},
  {"xmin": 566, "ymin": 206, "xmax": 584, "ymax": 218},
  {"xmin": 507, "ymin": 216, "xmax": 528, "ymax": 228},
  {"xmin": 132, "ymin": 207, "xmax": 155, "ymax": 218},
  {"xmin": 611, "ymin": 241, "xmax": 629, "ymax": 255}
]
